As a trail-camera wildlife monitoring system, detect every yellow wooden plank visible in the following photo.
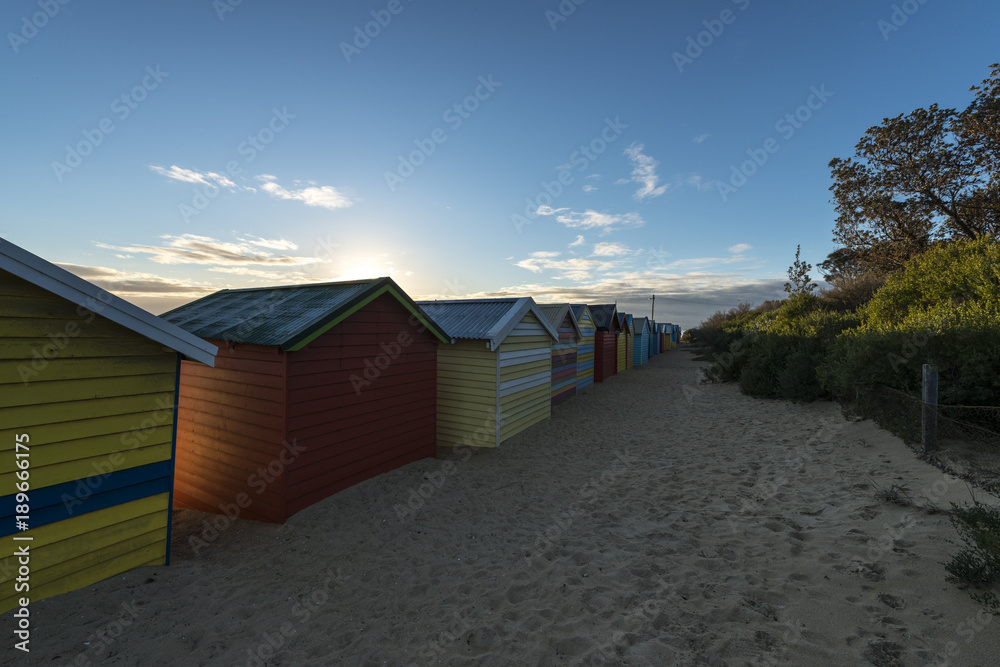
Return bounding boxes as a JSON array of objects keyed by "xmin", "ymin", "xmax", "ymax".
[
  {"xmin": 0, "ymin": 354, "xmax": 175, "ymax": 385},
  {"xmin": 0, "ymin": 336, "xmax": 169, "ymax": 360},
  {"xmin": 0, "ymin": 443, "xmax": 172, "ymax": 490},
  {"xmin": 0, "ymin": 410, "xmax": 173, "ymax": 453},
  {"xmin": 6, "ymin": 391, "xmax": 175, "ymax": 429},
  {"xmin": 0, "ymin": 430, "xmax": 171, "ymax": 475},
  {"xmin": 499, "ymin": 359, "xmax": 550, "ymax": 383},
  {"xmin": 0, "ymin": 372, "xmax": 175, "ymax": 407}
]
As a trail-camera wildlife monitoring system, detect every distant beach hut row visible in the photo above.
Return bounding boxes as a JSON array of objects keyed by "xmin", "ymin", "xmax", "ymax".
[{"xmin": 0, "ymin": 238, "xmax": 680, "ymax": 611}]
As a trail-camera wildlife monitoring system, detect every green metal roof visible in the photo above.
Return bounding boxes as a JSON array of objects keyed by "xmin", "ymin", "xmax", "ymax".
[{"xmin": 161, "ymin": 277, "xmax": 450, "ymax": 350}]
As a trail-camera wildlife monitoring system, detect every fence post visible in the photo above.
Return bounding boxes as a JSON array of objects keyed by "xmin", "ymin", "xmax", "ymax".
[{"xmin": 922, "ymin": 364, "xmax": 938, "ymax": 454}]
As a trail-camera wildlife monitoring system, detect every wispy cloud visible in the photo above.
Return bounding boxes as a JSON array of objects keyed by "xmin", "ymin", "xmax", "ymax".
[
  {"xmin": 148, "ymin": 165, "xmax": 237, "ymax": 189},
  {"xmin": 693, "ymin": 133, "xmax": 711, "ymax": 144},
  {"xmin": 569, "ymin": 235, "xmax": 585, "ymax": 247},
  {"xmin": 149, "ymin": 164, "xmax": 353, "ymax": 211},
  {"xmin": 621, "ymin": 143, "xmax": 667, "ymax": 200},
  {"xmin": 56, "ymin": 262, "xmax": 216, "ymax": 298},
  {"xmin": 240, "ymin": 235, "xmax": 299, "ymax": 251},
  {"xmin": 592, "ymin": 242, "xmax": 630, "ymax": 257},
  {"xmin": 255, "ymin": 175, "xmax": 353, "ymax": 210},
  {"xmin": 95, "ymin": 234, "xmax": 320, "ymax": 266},
  {"xmin": 729, "ymin": 243, "xmax": 752, "ymax": 254},
  {"xmin": 582, "ymin": 184, "xmax": 597, "ymax": 192},
  {"xmin": 514, "ymin": 255, "xmax": 624, "ymax": 281},
  {"xmin": 677, "ymin": 174, "xmax": 714, "ymax": 192},
  {"xmin": 535, "ymin": 206, "xmax": 644, "ymax": 232}
]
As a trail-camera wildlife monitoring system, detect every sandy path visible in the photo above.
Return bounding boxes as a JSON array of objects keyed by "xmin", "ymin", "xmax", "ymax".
[{"xmin": 6, "ymin": 349, "xmax": 999, "ymax": 666}]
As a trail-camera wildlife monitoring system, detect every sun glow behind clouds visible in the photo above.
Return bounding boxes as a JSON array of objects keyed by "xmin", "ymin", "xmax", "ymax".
[{"xmin": 333, "ymin": 260, "xmax": 393, "ymax": 282}]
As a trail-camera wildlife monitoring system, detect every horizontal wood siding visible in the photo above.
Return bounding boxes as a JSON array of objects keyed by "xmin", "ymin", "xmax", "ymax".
[
  {"xmin": 575, "ymin": 309, "xmax": 595, "ymax": 391},
  {"xmin": 616, "ymin": 330, "xmax": 627, "ymax": 374},
  {"xmin": 0, "ymin": 494, "xmax": 169, "ymax": 613},
  {"xmin": 550, "ymin": 313, "xmax": 577, "ymax": 405},
  {"xmin": 284, "ymin": 293, "xmax": 438, "ymax": 515},
  {"xmin": 436, "ymin": 339, "xmax": 497, "ymax": 448},
  {"xmin": 634, "ymin": 329, "xmax": 649, "ymax": 366},
  {"xmin": 174, "ymin": 340, "xmax": 287, "ymax": 523},
  {"xmin": 593, "ymin": 331, "xmax": 617, "ymax": 383},
  {"xmin": 0, "ymin": 271, "xmax": 179, "ymax": 609},
  {"xmin": 496, "ymin": 312, "xmax": 551, "ymax": 444}
]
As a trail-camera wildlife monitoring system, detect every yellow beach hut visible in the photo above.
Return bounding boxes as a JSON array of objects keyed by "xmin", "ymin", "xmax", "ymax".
[
  {"xmin": 416, "ymin": 298, "xmax": 557, "ymax": 448},
  {"xmin": 0, "ymin": 238, "xmax": 217, "ymax": 613}
]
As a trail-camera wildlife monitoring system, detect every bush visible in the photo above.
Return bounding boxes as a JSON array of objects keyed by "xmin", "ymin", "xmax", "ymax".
[{"xmin": 946, "ymin": 500, "xmax": 1000, "ymax": 616}]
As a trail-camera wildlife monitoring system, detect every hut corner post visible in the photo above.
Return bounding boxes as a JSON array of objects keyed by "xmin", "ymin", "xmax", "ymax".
[{"xmin": 921, "ymin": 364, "xmax": 938, "ymax": 455}]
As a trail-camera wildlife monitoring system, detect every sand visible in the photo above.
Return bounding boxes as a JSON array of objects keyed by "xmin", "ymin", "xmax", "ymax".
[{"xmin": 6, "ymin": 349, "xmax": 1000, "ymax": 666}]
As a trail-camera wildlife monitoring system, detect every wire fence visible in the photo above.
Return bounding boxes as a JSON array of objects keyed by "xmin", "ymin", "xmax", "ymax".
[{"xmin": 852, "ymin": 385, "xmax": 1000, "ymax": 493}]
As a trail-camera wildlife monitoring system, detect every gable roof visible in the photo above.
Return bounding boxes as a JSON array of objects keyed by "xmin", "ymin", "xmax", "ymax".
[
  {"xmin": 536, "ymin": 303, "xmax": 583, "ymax": 340},
  {"xmin": 633, "ymin": 316, "xmax": 649, "ymax": 334},
  {"xmin": 569, "ymin": 304, "xmax": 593, "ymax": 324},
  {"xmin": 0, "ymin": 237, "xmax": 217, "ymax": 367},
  {"xmin": 416, "ymin": 297, "xmax": 557, "ymax": 351},
  {"xmin": 617, "ymin": 312, "xmax": 632, "ymax": 334},
  {"xmin": 587, "ymin": 304, "xmax": 619, "ymax": 332},
  {"xmin": 162, "ymin": 277, "xmax": 449, "ymax": 350}
]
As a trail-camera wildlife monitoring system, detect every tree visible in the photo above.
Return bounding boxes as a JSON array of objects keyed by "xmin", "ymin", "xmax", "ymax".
[
  {"xmin": 784, "ymin": 245, "xmax": 817, "ymax": 295},
  {"xmin": 828, "ymin": 64, "xmax": 1000, "ymax": 273}
]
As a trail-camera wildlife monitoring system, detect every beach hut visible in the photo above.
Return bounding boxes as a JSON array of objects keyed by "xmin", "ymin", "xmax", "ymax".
[
  {"xmin": 674, "ymin": 324, "xmax": 681, "ymax": 348},
  {"xmin": 621, "ymin": 313, "xmax": 635, "ymax": 371},
  {"xmin": 570, "ymin": 305, "xmax": 595, "ymax": 391},
  {"xmin": 537, "ymin": 303, "xmax": 582, "ymax": 405},
  {"xmin": 162, "ymin": 278, "xmax": 450, "ymax": 524},
  {"xmin": 416, "ymin": 298, "xmax": 558, "ymax": 448},
  {"xmin": 648, "ymin": 320, "xmax": 660, "ymax": 357},
  {"xmin": 615, "ymin": 312, "xmax": 629, "ymax": 374},
  {"xmin": 663, "ymin": 323, "xmax": 673, "ymax": 351},
  {"xmin": 588, "ymin": 304, "xmax": 619, "ymax": 383},
  {"xmin": 0, "ymin": 238, "xmax": 218, "ymax": 613},
  {"xmin": 633, "ymin": 317, "xmax": 650, "ymax": 366}
]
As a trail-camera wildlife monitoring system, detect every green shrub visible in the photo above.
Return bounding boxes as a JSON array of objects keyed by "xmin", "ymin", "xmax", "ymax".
[{"xmin": 946, "ymin": 500, "xmax": 1000, "ymax": 616}]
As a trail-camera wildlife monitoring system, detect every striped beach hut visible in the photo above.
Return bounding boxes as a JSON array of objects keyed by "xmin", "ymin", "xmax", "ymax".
[
  {"xmin": 537, "ymin": 303, "xmax": 582, "ymax": 406},
  {"xmin": 633, "ymin": 317, "xmax": 651, "ymax": 366},
  {"xmin": 588, "ymin": 304, "xmax": 619, "ymax": 383},
  {"xmin": 0, "ymin": 238, "xmax": 218, "ymax": 613},
  {"xmin": 570, "ymin": 305, "xmax": 595, "ymax": 391},
  {"xmin": 648, "ymin": 321, "xmax": 660, "ymax": 356},
  {"xmin": 662, "ymin": 323, "xmax": 672, "ymax": 351},
  {"xmin": 162, "ymin": 278, "xmax": 449, "ymax": 524},
  {"xmin": 416, "ymin": 298, "xmax": 557, "ymax": 448},
  {"xmin": 615, "ymin": 312, "xmax": 629, "ymax": 374}
]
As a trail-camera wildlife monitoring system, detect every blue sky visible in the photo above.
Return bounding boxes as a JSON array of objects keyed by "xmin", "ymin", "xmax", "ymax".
[{"xmin": 2, "ymin": 0, "xmax": 997, "ymax": 328}]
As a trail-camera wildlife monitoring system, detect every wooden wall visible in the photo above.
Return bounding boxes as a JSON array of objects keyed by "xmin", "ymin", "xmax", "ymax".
[
  {"xmin": 436, "ymin": 339, "xmax": 496, "ymax": 448},
  {"xmin": 550, "ymin": 312, "xmax": 577, "ymax": 405},
  {"xmin": 593, "ymin": 331, "xmax": 617, "ymax": 382},
  {"xmin": 174, "ymin": 340, "xmax": 287, "ymax": 523},
  {"xmin": 497, "ymin": 312, "xmax": 551, "ymax": 443},
  {"xmin": 285, "ymin": 293, "xmax": 438, "ymax": 515},
  {"xmin": 616, "ymin": 329, "xmax": 627, "ymax": 374},
  {"xmin": 633, "ymin": 325, "xmax": 650, "ymax": 366},
  {"xmin": 0, "ymin": 270, "xmax": 178, "ymax": 613},
  {"xmin": 575, "ymin": 309, "xmax": 595, "ymax": 391}
]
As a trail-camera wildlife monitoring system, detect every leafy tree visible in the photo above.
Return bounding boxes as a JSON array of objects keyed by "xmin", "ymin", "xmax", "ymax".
[
  {"xmin": 828, "ymin": 64, "xmax": 1000, "ymax": 273},
  {"xmin": 784, "ymin": 245, "xmax": 817, "ymax": 295}
]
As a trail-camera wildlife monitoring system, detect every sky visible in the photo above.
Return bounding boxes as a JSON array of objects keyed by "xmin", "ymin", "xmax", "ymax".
[{"xmin": 2, "ymin": 0, "xmax": 998, "ymax": 330}]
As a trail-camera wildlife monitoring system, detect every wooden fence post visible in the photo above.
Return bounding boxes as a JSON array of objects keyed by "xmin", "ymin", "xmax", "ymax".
[{"xmin": 922, "ymin": 364, "xmax": 938, "ymax": 454}]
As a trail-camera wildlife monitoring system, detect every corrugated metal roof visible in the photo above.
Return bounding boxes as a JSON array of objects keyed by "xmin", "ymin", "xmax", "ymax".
[
  {"xmin": 416, "ymin": 297, "xmax": 557, "ymax": 349},
  {"xmin": 588, "ymin": 304, "xmax": 618, "ymax": 331},
  {"xmin": 569, "ymin": 304, "xmax": 588, "ymax": 321},
  {"xmin": 162, "ymin": 277, "xmax": 449, "ymax": 349},
  {"xmin": 536, "ymin": 303, "xmax": 582, "ymax": 339},
  {"xmin": 416, "ymin": 299, "xmax": 520, "ymax": 341},
  {"xmin": 634, "ymin": 316, "xmax": 649, "ymax": 333}
]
